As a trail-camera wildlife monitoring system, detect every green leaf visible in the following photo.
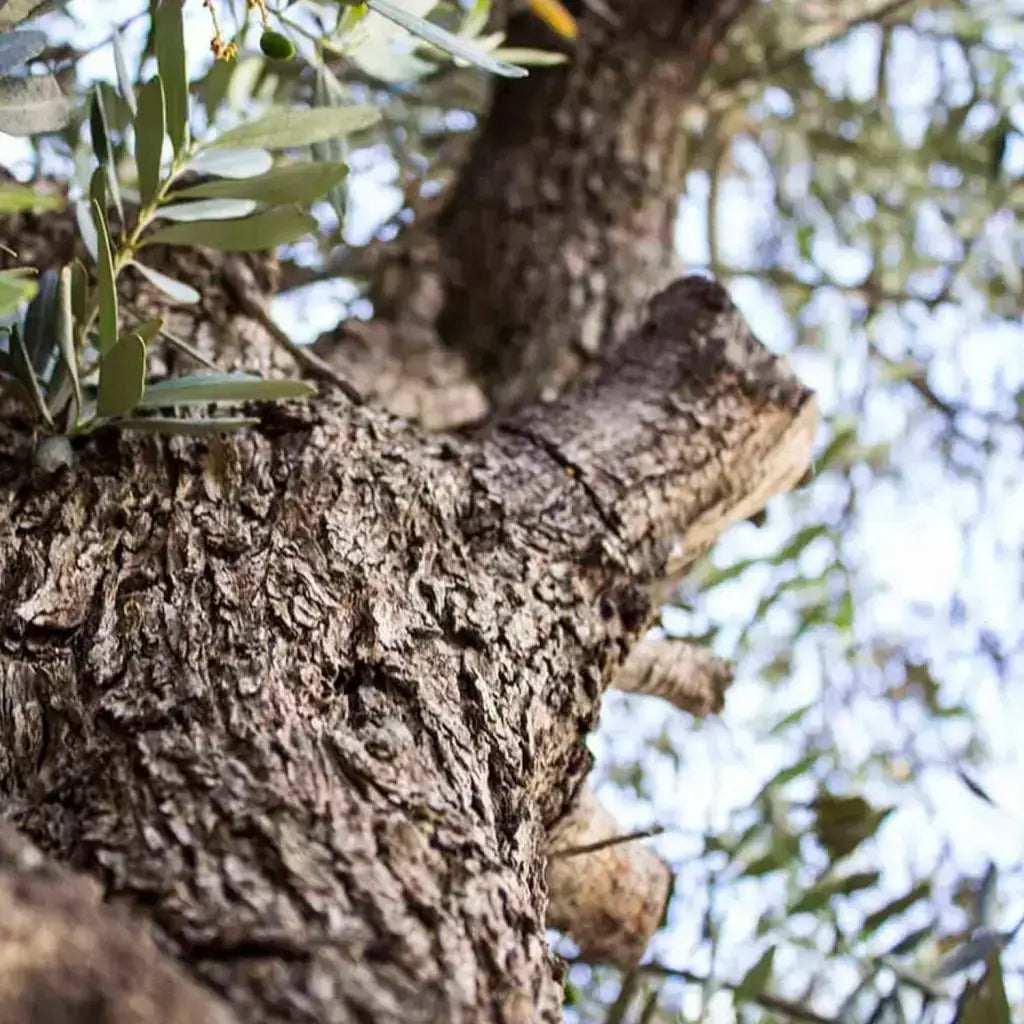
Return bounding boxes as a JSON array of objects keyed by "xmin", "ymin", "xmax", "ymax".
[
  {"xmin": 156, "ymin": 197, "xmax": 257, "ymax": 221},
  {"xmin": 365, "ymin": 0, "xmax": 527, "ymax": 78},
  {"xmin": 69, "ymin": 259, "xmax": 88, "ymax": 322},
  {"xmin": 129, "ymin": 318, "xmax": 164, "ymax": 345},
  {"xmin": 22, "ymin": 266, "xmax": 58, "ymax": 375},
  {"xmin": 89, "ymin": 86, "xmax": 111, "ymax": 165},
  {"xmin": 117, "ymin": 415, "xmax": 260, "ymax": 436},
  {"xmin": 7, "ymin": 325, "xmax": 53, "ymax": 425},
  {"xmin": 0, "ymin": 181, "xmax": 64, "ymax": 214},
  {"xmin": 0, "ymin": 28, "xmax": 47, "ymax": 75},
  {"xmin": 735, "ymin": 947, "xmax": 775, "ymax": 1002},
  {"xmin": 207, "ymin": 105, "xmax": 380, "ymax": 151},
  {"xmin": 186, "ymin": 147, "xmax": 273, "ymax": 179},
  {"xmin": 91, "ymin": 199, "xmax": 118, "ymax": 355},
  {"xmin": 54, "ymin": 265, "xmax": 81, "ymax": 414},
  {"xmin": 97, "ymin": 332, "xmax": 147, "ymax": 417},
  {"xmin": 0, "ymin": 75, "xmax": 71, "ymax": 134},
  {"xmin": 74, "ymin": 200, "xmax": 99, "ymax": 263},
  {"xmin": 134, "ymin": 76, "xmax": 166, "ymax": 207},
  {"xmin": 0, "ymin": 267, "xmax": 37, "ymax": 316},
  {"xmin": 488, "ymin": 47, "xmax": 568, "ymax": 67},
  {"xmin": 111, "ymin": 28, "xmax": 137, "ymax": 116},
  {"xmin": 89, "ymin": 164, "xmax": 108, "ymax": 214},
  {"xmin": 155, "ymin": 0, "xmax": 189, "ymax": 153},
  {"xmin": 789, "ymin": 871, "xmax": 881, "ymax": 916},
  {"xmin": 138, "ymin": 371, "xmax": 315, "ymax": 408},
  {"xmin": 957, "ymin": 769, "xmax": 996, "ymax": 806},
  {"xmin": 129, "ymin": 261, "xmax": 200, "ymax": 304},
  {"xmin": 170, "ymin": 161, "xmax": 349, "ymax": 206},
  {"xmin": 812, "ymin": 794, "xmax": 893, "ymax": 862},
  {"xmin": 955, "ymin": 955, "xmax": 1010, "ymax": 1024},
  {"xmin": 861, "ymin": 882, "xmax": 931, "ymax": 938},
  {"xmin": 142, "ymin": 206, "xmax": 318, "ymax": 252}
]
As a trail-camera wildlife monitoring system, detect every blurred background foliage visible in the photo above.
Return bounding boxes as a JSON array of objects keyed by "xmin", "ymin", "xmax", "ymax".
[
  {"xmin": 569, "ymin": 1, "xmax": 1024, "ymax": 1021},
  {"xmin": 3, "ymin": 0, "xmax": 1022, "ymax": 1021}
]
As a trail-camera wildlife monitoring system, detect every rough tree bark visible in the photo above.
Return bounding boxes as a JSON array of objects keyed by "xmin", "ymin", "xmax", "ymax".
[{"xmin": 0, "ymin": 1, "xmax": 816, "ymax": 1022}]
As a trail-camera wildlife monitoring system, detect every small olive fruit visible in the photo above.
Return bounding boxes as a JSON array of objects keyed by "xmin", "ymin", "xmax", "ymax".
[{"xmin": 260, "ymin": 30, "xmax": 295, "ymax": 61}]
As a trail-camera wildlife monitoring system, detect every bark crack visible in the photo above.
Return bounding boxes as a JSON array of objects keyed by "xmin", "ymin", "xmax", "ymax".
[{"xmin": 496, "ymin": 422, "xmax": 622, "ymax": 538}]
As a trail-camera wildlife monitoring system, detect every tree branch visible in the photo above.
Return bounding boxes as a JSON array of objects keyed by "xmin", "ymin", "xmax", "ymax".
[{"xmin": 0, "ymin": 821, "xmax": 237, "ymax": 1024}]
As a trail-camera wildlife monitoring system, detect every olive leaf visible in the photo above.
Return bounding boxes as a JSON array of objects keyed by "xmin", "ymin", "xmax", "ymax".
[
  {"xmin": 0, "ymin": 75, "xmax": 70, "ymax": 134},
  {"xmin": 91, "ymin": 199, "xmax": 118, "ymax": 355},
  {"xmin": 169, "ymin": 162, "xmax": 349, "ymax": 207},
  {"xmin": 207, "ymin": 105, "xmax": 380, "ymax": 151},
  {"xmin": 97, "ymin": 332, "xmax": 147, "ymax": 417},
  {"xmin": 129, "ymin": 262, "xmax": 200, "ymax": 304},
  {"xmin": 142, "ymin": 207, "xmax": 318, "ymax": 252},
  {"xmin": 0, "ymin": 27, "xmax": 46, "ymax": 75},
  {"xmin": 154, "ymin": 0, "xmax": 188, "ymax": 153},
  {"xmin": 138, "ymin": 372, "xmax": 315, "ymax": 408},
  {"xmin": 118, "ymin": 415, "xmax": 260, "ymax": 436}
]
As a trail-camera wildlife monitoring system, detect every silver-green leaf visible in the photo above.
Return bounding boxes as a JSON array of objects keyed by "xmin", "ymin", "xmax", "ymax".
[
  {"xmin": 22, "ymin": 265, "xmax": 58, "ymax": 375},
  {"xmin": 55, "ymin": 265, "xmax": 81, "ymax": 414},
  {"xmin": 142, "ymin": 207, "xmax": 318, "ymax": 252},
  {"xmin": 118, "ymin": 415, "xmax": 260, "ymax": 436},
  {"xmin": 0, "ymin": 75, "xmax": 70, "ymax": 134},
  {"xmin": 134, "ymin": 76, "xmax": 166, "ymax": 207},
  {"xmin": 365, "ymin": 0, "xmax": 527, "ymax": 78},
  {"xmin": 97, "ymin": 332, "xmax": 147, "ymax": 417},
  {"xmin": 0, "ymin": 267, "xmax": 37, "ymax": 317},
  {"xmin": 129, "ymin": 261, "xmax": 200, "ymax": 304},
  {"xmin": 111, "ymin": 29, "xmax": 137, "ymax": 116},
  {"xmin": 155, "ymin": 0, "xmax": 189, "ymax": 153},
  {"xmin": 8, "ymin": 325, "xmax": 53, "ymax": 425},
  {"xmin": 91, "ymin": 199, "xmax": 118, "ymax": 355},
  {"xmin": 138, "ymin": 371, "xmax": 315, "ymax": 408},
  {"xmin": 185, "ymin": 147, "xmax": 273, "ymax": 179},
  {"xmin": 156, "ymin": 197, "xmax": 257, "ymax": 222},
  {"xmin": 0, "ymin": 28, "xmax": 47, "ymax": 75},
  {"xmin": 170, "ymin": 161, "xmax": 349, "ymax": 207},
  {"xmin": 207, "ymin": 106, "xmax": 380, "ymax": 151}
]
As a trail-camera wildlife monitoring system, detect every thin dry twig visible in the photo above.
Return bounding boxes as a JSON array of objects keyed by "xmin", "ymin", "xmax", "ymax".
[{"xmin": 548, "ymin": 825, "xmax": 666, "ymax": 860}]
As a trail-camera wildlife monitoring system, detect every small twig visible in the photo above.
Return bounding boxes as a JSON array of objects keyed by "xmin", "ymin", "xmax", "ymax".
[
  {"xmin": 222, "ymin": 261, "xmax": 364, "ymax": 405},
  {"xmin": 155, "ymin": 325, "xmax": 222, "ymax": 373},
  {"xmin": 548, "ymin": 826, "xmax": 665, "ymax": 860},
  {"xmin": 563, "ymin": 957, "xmax": 840, "ymax": 1024}
]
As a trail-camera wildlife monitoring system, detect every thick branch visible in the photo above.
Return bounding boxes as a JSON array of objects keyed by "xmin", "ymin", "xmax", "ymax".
[
  {"xmin": 438, "ymin": 0, "xmax": 755, "ymax": 408},
  {"xmin": 487, "ymin": 276, "xmax": 818, "ymax": 585}
]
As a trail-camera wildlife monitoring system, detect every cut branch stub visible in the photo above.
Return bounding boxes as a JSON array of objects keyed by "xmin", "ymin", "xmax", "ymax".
[
  {"xmin": 545, "ymin": 785, "xmax": 672, "ymax": 969},
  {"xmin": 613, "ymin": 637, "xmax": 734, "ymax": 717},
  {"xmin": 488, "ymin": 275, "xmax": 818, "ymax": 587}
]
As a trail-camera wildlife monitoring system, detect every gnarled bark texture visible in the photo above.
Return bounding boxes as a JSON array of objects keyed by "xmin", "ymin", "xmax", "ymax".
[
  {"xmin": 0, "ymin": 2, "xmax": 816, "ymax": 1022},
  {"xmin": 438, "ymin": 0, "xmax": 754, "ymax": 408}
]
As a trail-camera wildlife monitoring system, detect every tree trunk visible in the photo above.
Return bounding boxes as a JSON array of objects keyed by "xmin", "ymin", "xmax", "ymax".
[{"xmin": 0, "ymin": 3, "xmax": 815, "ymax": 1022}]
